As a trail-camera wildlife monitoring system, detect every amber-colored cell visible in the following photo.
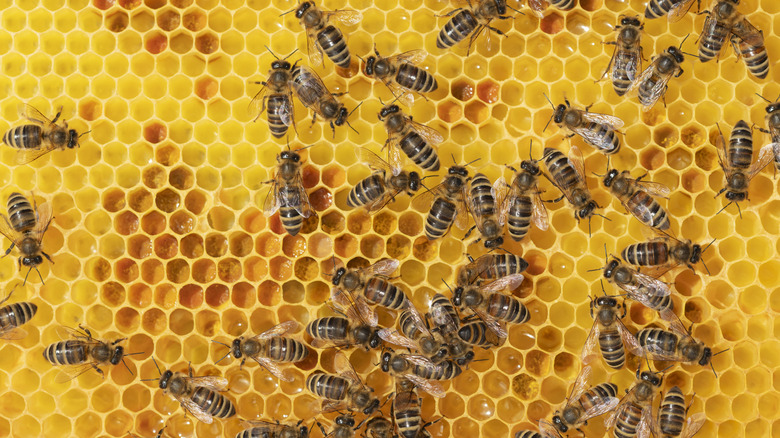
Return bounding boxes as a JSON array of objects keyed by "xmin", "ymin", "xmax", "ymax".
[
  {"xmin": 438, "ymin": 100, "xmax": 462, "ymax": 123},
  {"xmin": 179, "ymin": 284, "xmax": 203, "ymax": 309},
  {"xmin": 128, "ymin": 283, "xmax": 152, "ymax": 308},
  {"xmin": 128, "ymin": 187, "xmax": 153, "ymax": 212},
  {"xmin": 184, "ymin": 190, "xmax": 208, "ymax": 215},
  {"xmin": 452, "ymin": 81, "xmax": 474, "ymax": 101},
  {"xmin": 142, "ymin": 166, "xmax": 167, "ymax": 189},
  {"xmin": 169, "ymin": 210, "xmax": 194, "ymax": 234},
  {"xmin": 141, "ymin": 260, "xmax": 164, "ymax": 284},
  {"xmin": 166, "ymin": 259, "xmax": 190, "ymax": 283},
  {"xmin": 144, "ymin": 32, "xmax": 167, "ymax": 54},
  {"xmin": 195, "ymin": 32, "xmax": 219, "ymax": 54},
  {"xmin": 102, "ymin": 188, "xmax": 126, "ymax": 213},
  {"xmin": 153, "ymin": 234, "xmax": 178, "ymax": 259},
  {"xmin": 157, "ymin": 9, "xmax": 181, "ymax": 31},
  {"xmin": 114, "ymin": 258, "xmax": 139, "ymax": 283},
  {"xmin": 142, "ymin": 308, "xmax": 166, "ymax": 335},
  {"xmin": 321, "ymin": 211, "xmax": 345, "ymax": 234},
  {"xmin": 218, "ymin": 258, "xmax": 241, "ymax": 282},
  {"xmin": 204, "ymin": 284, "xmax": 229, "ymax": 308},
  {"xmin": 127, "ymin": 235, "xmax": 151, "ymax": 259},
  {"xmin": 230, "ymin": 282, "xmax": 255, "ymax": 308},
  {"xmin": 156, "ymin": 144, "xmax": 180, "ymax": 166},
  {"xmin": 101, "ymin": 281, "xmax": 126, "ymax": 307}
]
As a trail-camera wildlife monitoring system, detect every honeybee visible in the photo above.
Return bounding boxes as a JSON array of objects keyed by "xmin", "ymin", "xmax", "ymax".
[
  {"xmin": 145, "ymin": 359, "xmax": 236, "ymax": 424},
  {"xmin": 714, "ymin": 120, "xmax": 774, "ymax": 215},
  {"xmin": 291, "ymin": 65, "xmax": 354, "ymax": 136},
  {"xmin": 212, "ymin": 321, "xmax": 309, "ymax": 382},
  {"xmin": 307, "ymin": 286, "xmax": 382, "ymax": 351},
  {"xmin": 294, "ymin": 1, "xmax": 361, "ymax": 68},
  {"xmin": 43, "ymin": 325, "xmax": 140, "ymax": 382},
  {"xmin": 2, "ymin": 105, "xmax": 89, "ymax": 164},
  {"xmin": 379, "ymin": 104, "xmax": 443, "ymax": 172},
  {"xmin": 236, "ymin": 420, "xmax": 309, "ymax": 438},
  {"xmin": 363, "ymin": 417, "xmax": 394, "ymax": 438},
  {"xmin": 316, "ymin": 414, "xmax": 357, "ymax": 438},
  {"xmin": 306, "ymin": 353, "xmax": 380, "ymax": 414},
  {"xmin": 582, "ymin": 295, "xmax": 643, "ymax": 370},
  {"xmin": 545, "ymin": 97, "xmax": 624, "ymax": 155},
  {"xmin": 605, "ymin": 367, "xmax": 664, "ymax": 438},
  {"xmin": 630, "ymin": 44, "xmax": 686, "ymax": 111},
  {"xmin": 465, "ymin": 173, "xmax": 506, "ymax": 249},
  {"xmin": 543, "ymin": 147, "xmax": 602, "ymax": 233},
  {"xmin": 394, "ymin": 378, "xmax": 435, "ymax": 438},
  {"xmin": 527, "ymin": 0, "xmax": 574, "ymax": 18},
  {"xmin": 413, "ymin": 163, "xmax": 472, "ymax": 241},
  {"xmin": 601, "ymin": 257, "xmax": 675, "ymax": 320},
  {"xmin": 503, "ymin": 151, "xmax": 549, "ymax": 242},
  {"xmin": 621, "ymin": 236, "xmax": 713, "ymax": 274},
  {"xmin": 602, "ymin": 15, "xmax": 644, "ymax": 97},
  {"xmin": 348, "ymin": 148, "xmax": 423, "ymax": 213},
  {"xmin": 380, "ymin": 350, "xmax": 458, "ymax": 398},
  {"xmin": 429, "ymin": 293, "xmax": 475, "ymax": 364},
  {"xmin": 250, "ymin": 48, "xmax": 297, "ymax": 139},
  {"xmin": 436, "ymin": 0, "xmax": 514, "ymax": 55},
  {"xmin": 452, "ymin": 273, "xmax": 527, "ymax": 339},
  {"xmin": 456, "ymin": 253, "xmax": 529, "ymax": 287},
  {"xmin": 0, "ymin": 286, "xmax": 37, "ymax": 340},
  {"xmin": 698, "ymin": 0, "xmax": 759, "ymax": 63},
  {"xmin": 364, "ymin": 49, "xmax": 438, "ymax": 107},
  {"xmin": 550, "ymin": 365, "xmax": 620, "ymax": 435},
  {"xmin": 636, "ymin": 318, "xmax": 723, "ymax": 375},
  {"xmin": 378, "ymin": 307, "xmax": 446, "ymax": 362},
  {"xmin": 644, "ymin": 0, "xmax": 697, "ymax": 22},
  {"xmin": 656, "ymin": 386, "xmax": 706, "ymax": 438},
  {"xmin": 602, "ymin": 168, "xmax": 671, "ymax": 231},
  {"xmin": 730, "ymin": 25, "xmax": 768, "ymax": 79},
  {"xmin": 263, "ymin": 148, "xmax": 314, "ymax": 236},
  {"xmin": 331, "ymin": 258, "xmax": 409, "ymax": 312},
  {"xmin": 0, "ymin": 192, "xmax": 53, "ymax": 284}
]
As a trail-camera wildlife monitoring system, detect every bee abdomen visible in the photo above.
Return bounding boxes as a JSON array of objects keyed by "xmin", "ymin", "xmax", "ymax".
[
  {"xmin": 364, "ymin": 277, "xmax": 407, "ymax": 310},
  {"xmin": 0, "ymin": 302, "xmax": 37, "ymax": 329},
  {"xmin": 3, "ymin": 125, "xmax": 42, "ymax": 150},
  {"xmin": 487, "ymin": 254, "xmax": 529, "ymax": 278},
  {"xmin": 514, "ymin": 432, "xmax": 544, "ymax": 438},
  {"xmin": 425, "ymin": 198, "xmax": 456, "ymax": 240},
  {"xmin": 306, "ymin": 373, "xmax": 348, "ymax": 400},
  {"xmin": 348, "ymin": 174, "xmax": 386, "ymax": 208},
  {"xmin": 583, "ymin": 382, "xmax": 619, "ymax": 404},
  {"xmin": 734, "ymin": 36, "xmax": 768, "ymax": 79},
  {"xmin": 436, "ymin": 10, "xmax": 478, "ymax": 49},
  {"xmin": 266, "ymin": 94, "xmax": 292, "ymax": 138},
  {"xmin": 599, "ymin": 328, "xmax": 626, "ymax": 369},
  {"xmin": 698, "ymin": 23, "xmax": 729, "ymax": 62},
  {"xmin": 626, "ymin": 191, "xmax": 669, "ymax": 230},
  {"xmin": 400, "ymin": 132, "xmax": 440, "ymax": 171},
  {"xmin": 636, "ymin": 328, "xmax": 678, "ymax": 353},
  {"xmin": 550, "ymin": 0, "xmax": 574, "ymax": 10},
  {"xmin": 486, "ymin": 294, "xmax": 529, "ymax": 325},
  {"xmin": 614, "ymin": 403, "xmax": 643, "ymax": 438},
  {"xmin": 279, "ymin": 204, "xmax": 303, "ymax": 236},
  {"xmin": 544, "ymin": 149, "xmax": 578, "ymax": 188},
  {"xmin": 317, "ymin": 25, "xmax": 351, "ymax": 68},
  {"xmin": 307, "ymin": 317, "xmax": 349, "ymax": 340},
  {"xmin": 659, "ymin": 386, "xmax": 686, "ymax": 436},
  {"xmin": 458, "ymin": 321, "xmax": 492, "ymax": 346},
  {"xmin": 507, "ymin": 195, "xmax": 532, "ymax": 241},
  {"xmin": 396, "ymin": 64, "xmax": 438, "ymax": 93},
  {"xmin": 192, "ymin": 387, "xmax": 236, "ymax": 419},
  {"xmin": 622, "ymin": 241, "xmax": 668, "ymax": 266},
  {"xmin": 612, "ymin": 52, "xmax": 639, "ymax": 96},
  {"xmin": 469, "ymin": 174, "xmax": 496, "ymax": 216},
  {"xmin": 586, "ymin": 122, "xmax": 620, "ymax": 154},
  {"xmin": 7, "ymin": 192, "xmax": 36, "ymax": 232},
  {"xmin": 645, "ymin": 0, "xmax": 674, "ymax": 19},
  {"xmin": 729, "ymin": 120, "xmax": 753, "ymax": 169},
  {"xmin": 43, "ymin": 340, "xmax": 88, "ymax": 365},
  {"xmin": 267, "ymin": 337, "xmax": 309, "ymax": 362}
]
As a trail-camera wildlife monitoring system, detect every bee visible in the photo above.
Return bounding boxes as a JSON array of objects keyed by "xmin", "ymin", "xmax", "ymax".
[
  {"xmin": 730, "ymin": 24, "xmax": 768, "ymax": 79},
  {"xmin": 714, "ymin": 120, "xmax": 774, "ymax": 215},
  {"xmin": 364, "ymin": 49, "xmax": 438, "ymax": 107},
  {"xmin": 263, "ymin": 148, "xmax": 314, "ymax": 236},
  {"xmin": 236, "ymin": 420, "xmax": 309, "ymax": 438},
  {"xmin": 605, "ymin": 367, "xmax": 664, "ymax": 438},
  {"xmin": 630, "ymin": 44, "xmax": 686, "ymax": 111},
  {"xmin": 212, "ymin": 321, "xmax": 309, "ymax": 382},
  {"xmin": 602, "ymin": 15, "xmax": 644, "ymax": 97},
  {"xmin": 621, "ymin": 237, "xmax": 713, "ymax": 274},
  {"xmin": 331, "ymin": 258, "xmax": 409, "ymax": 312},
  {"xmin": 503, "ymin": 151, "xmax": 549, "ymax": 242},
  {"xmin": 456, "ymin": 253, "xmax": 529, "ymax": 287},
  {"xmin": 636, "ymin": 318, "xmax": 724, "ymax": 375},
  {"xmin": 550, "ymin": 365, "xmax": 620, "ymax": 435},
  {"xmin": 43, "ymin": 325, "xmax": 140, "ymax": 382},
  {"xmin": 657, "ymin": 386, "xmax": 706, "ymax": 438},
  {"xmin": 697, "ymin": 0, "xmax": 757, "ymax": 63},
  {"xmin": 429, "ymin": 292, "xmax": 475, "ymax": 364},
  {"xmin": 250, "ymin": 48, "xmax": 297, "ymax": 139},
  {"xmin": 348, "ymin": 148, "xmax": 423, "ymax": 213},
  {"xmin": 526, "ymin": 0, "xmax": 574, "ymax": 18},
  {"xmin": 543, "ymin": 147, "xmax": 603, "ymax": 233},
  {"xmin": 582, "ymin": 295, "xmax": 644, "ymax": 370},
  {"xmin": 294, "ymin": 1, "xmax": 361, "ymax": 69},
  {"xmin": 291, "ymin": 65, "xmax": 354, "ymax": 137},
  {"xmin": 306, "ymin": 282, "xmax": 381, "ymax": 350},
  {"xmin": 0, "ymin": 192, "xmax": 53, "ymax": 284},
  {"xmin": 545, "ymin": 97, "xmax": 624, "ymax": 155},
  {"xmin": 306, "ymin": 353, "xmax": 380, "ymax": 414},
  {"xmin": 378, "ymin": 307, "xmax": 446, "ymax": 363},
  {"xmin": 465, "ymin": 173, "xmax": 506, "ymax": 249},
  {"xmin": 379, "ymin": 104, "xmax": 443, "ymax": 172},
  {"xmin": 2, "ymin": 105, "xmax": 89, "ymax": 165},
  {"xmin": 602, "ymin": 168, "xmax": 671, "ymax": 231},
  {"xmin": 0, "ymin": 286, "xmax": 37, "ymax": 340},
  {"xmin": 436, "ymin": 0, "xmax": 513, "ymax": 55},
  {"xmin": 412, "ymin": 163, "xmax": 473, "ymax": 241},
  {"xmin": 644, "ymin": 0, "xmax": 697, "ymax": 22},
  {"xmin": 316, "ymin": 414, "xmax": 357, "ymax": 438},
  {"xmin": 452, "ymin": 274, "xmax": 528, "ymax": 340},
  {"xmin": 394, "ymin": 378, "xmax": 435, "ymax": 438},
  {"xmin": 145, "ymin": 359, "xmax": 236, "ymax": 424},
  {"xmin": 380, "ymin": 350, "xmax": 459, "ymax": 398},
  {"xmin": 601, "ymin": 257, "xmax": 675, "ymax": 320},
  {"xmin": 364, "ymin": 417, "xmax": 394, "ymax": 438}
]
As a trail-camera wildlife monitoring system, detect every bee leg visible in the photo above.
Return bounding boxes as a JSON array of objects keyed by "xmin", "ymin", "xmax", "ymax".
[
  {"xmin": 92, "ymin": 363, "xmax": 105, "ymax": 378},
  {"xmin": 675, "ymin": 67, "xmax": 684, "ymax": 78},
  {"xmin": 635, "ymin": 172, "xmax": 648, "ymax": 182},
  {"xmin": 2, "ymin": 242, "xmax": 15, "ymax": 257},
  {"xmin": 42, "ymin": 251, "xmax": 54, "ymax": 264},
  {"xmin": 51, "ymin": 107, "xmax": 63, "ymax": 125},
  {"xmin": 463, "ymin": 225, "xmax": 476, "ymax": 240}
]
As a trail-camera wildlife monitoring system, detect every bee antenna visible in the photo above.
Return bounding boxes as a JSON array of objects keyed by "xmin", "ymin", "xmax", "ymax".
[
  {"xmin": 678, "ymin": 33, "xmax": 691, "ymax": 49},
  {"xmin": 715, "ymin": 201, "xmax": 731, "ymax": 216},
  {"xmin": 265, "ymin": 45, "xmax": 280, "ymax": 60},
  {"xmin": 542, "ymin": 93, "xmax": 555, "ymax": 110},
  {"xmin": 465, "ymin": 157, "xmax": 481, "ymax": 167},
  {"xmin": 214, "ymin": 351, "xmax": 232, "ymax": 365},
  {"xmin": 755, "ymin": 93, "xmax": 772, "ymax": 103},
  {"xmin": 211, "ymin": 339, "xmax": 231, "ymax": 348},
  {"xmin": 712, "ymin": 347, "xmax": 729, "ymax": 357},
  {"xmin": 121, "ymin": 357, "xmax": 134, "ymax": 376},
  {"xmin": 282, "ymin": 48, "xmax": 299, "ymax": 60},
  {"xmin": 528, "ymin": 139, "xmax": 535, "ymax": 161},
  {"xmin": 279, "ymin": 7, "xmax": 297, "ymax": 16},
  {"xmin": 78, "ymin": 130, "xmax": 92, "ymax": 139},
  {"xmin": 709, "ymin": 362, "xmax": 718, "ymax": 378},
  {"xmin": 735, "ymin": 201, "xmax": 742, "ymax": 219},
  {"xmin": 586, "ymin": 267, "xmax": 603, "ymax": 273},
  {"xmin": 151, "ymin": 357, "xmax": 162, "ymax": 376},
  {"xmin": 441, "ymin": 278, "xmax": 453, "ymax": 292},
  {"xmin": 659, "ymin": 364, "xmax": 674, "ymax": 374},
  {"xmin": 450, "ymin": 153, "xmax": 457, "ymax": 165}
]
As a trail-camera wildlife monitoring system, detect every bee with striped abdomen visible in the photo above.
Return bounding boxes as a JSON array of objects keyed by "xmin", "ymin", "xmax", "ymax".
[
  {"xmin": 698, "ymin": 0, "xmax": 758, "ymax": 63},
  {"xmin": 364, "ymin": 49, "xmax": 438, "ymax": 107},
  {"xmin": 413, "ymin": 163, "xmax": 472, "ymax": 241},
  {"xmin": 307, "ymin": 281, "xmax": 382, "ymax": 351},
  {"xmin": 621, "ymin": 236, "xmax": 713, "ymax": 274},
  {"xmin": 306, "ymin": 353, "xmax": 380, "ymax": 414},
  {"xmin": 236, "ymin": 420, "xmax": 309, "ymax": 438},
  {"xmin": 452, "ymin": 273, "xmax": 527, "ymax": 340},
  {"xmin": 145, "ymin": 359, "xmax": 236, "ymax": 424},
  {"xmin": 602, "ymin": 15, "xmax": 644, "ymax": 97},
  {"xmin": 550, "ymin": 365, "xmax": 620, "ymax": 435},
  {"xmin": 714, "ymin": 120, "xmax": 774, "ymax": 215},
  {"xmin": 430, "ymin": 292, "xmax": 475, "ymax": 364},
  {"xmin": 630, "ymin": 43, "xmax": 686, "ymax": 111},
  {"xmin": 755, "ymin": 94, "xmax": 780, "ymax": 175},
  {"xmin": 291, "ymin": 65, "xmax": 355, "ymax": 137},
  {"xmin": 636, "ymin": 317, "xmax": 724, "ymax": 375},
  {"xmin": 527, "ymin": 0, "xmax": 573, "ymax": 18},
  {"xmin": 0, "ymin": 192, "xmax": 54, "ymax": 284},
  {"xmin": 250, "ymin": 48, "xmax": 297, "ymax": 139},
  {"xmin": 381, "ymin": 350, "xmax": 461, "ymax": 398},
  {"xmin": 644, "ymin": 0, "xmax": 697, "ymax": 22},
  {"xmin": 394, "ymin": 378, "xmax": 436, "ymax": 438},
  {"xmin": 730, "ymin": 26, "xmax": 768, "ymax": 80},
  {"xmin": 503, "ymin": 149, "xmax": 549, "ymax": 242},
  {"xmin": 605, "ymin": 366, "xmax": 663, "ymax": 438},
  {"xmin": 465, "ymin": 172, "xmax": 507, "ymax": 249},
  {"xmin": 212, "ymin": 321, "xmax": 309, "ymax": 382},
  {"xmin": 294, "ymin": 1, "xmax": 361, "ymax": 69},
  {"xmin": 602, "ymin": 256, "xmax": 675, "ymax": 321},
  {"xmin": 0, "ymin": 286, "xmax": 37, "ymax": 340},
  {"xmin": 602, "ymin": 168, "xmax": 671, "ymax": 231},
  {"xmin": 436, "ymin": 0, "xmax": 513, "ymax": 55},
  {"xmin": 582, "ymin": 295, "xmax": 644, "ymax": 370},
  {"xmin": 2, "ymin": 105, "xmax": 89, "ymax": 164},
  {"xmin": 456, "ymin": 253, "xmax": 529, "ymax": 287},
  {"xmin": 543, "ymin": 147, "xmax": 603, "ymax": 234},
  {"xmin": 363, "ymin": 417, "xmax": 394, "ymax": 438},
  {"xmin": 263, "ymin": 147, "xmax": 314, "ymax": 236},
  {"xmin": 378, "ymin": 307, "xmax": 446, "ymax": 363},
  {"xmin": 657, "ymin": 386, "xmax": 706, "ymax": 438},
  {"xmin": 43, "ymin": 325, "xmax": 140, "ymax": 382},
  {"xmin": 379, "ymin": 104, "xmax": 443, "ymax": 172},
  {"xmin": 348, "ymin": 148, "xmax": 423, "ymax": 213},
  {"xmin": 545, "ymin": 98, "xmax": 623, "ymax": 155},
  {"xmin": 331, "ymin": 258, "xmax": 409, "ymax": 312}
]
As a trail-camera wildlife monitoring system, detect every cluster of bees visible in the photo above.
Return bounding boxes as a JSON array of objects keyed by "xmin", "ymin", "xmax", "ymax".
[{"xmin": 0, "ymin": 0, "xmax": 775, "ymax": 437}]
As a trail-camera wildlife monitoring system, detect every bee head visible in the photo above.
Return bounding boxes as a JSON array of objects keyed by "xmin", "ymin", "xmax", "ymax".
[
  {"xmin": 380, "ymin": 352, "xmax": 391, "ymax": 372},
  {"xmin": 640, "ymin": 370, "xmax": 662, "ymax": 386},
  {"xmin": 230, "ymin": 338, "xmax": 243, "ymax": 359},
  {"xmin": 295, "ymin": 1, "xmax": 312, "ymax": 18},
  {"xmin": 519, "ymin": 159, "xmax": 540, "ymax": 175},
  {"xmin": 22, "ymin": 255, "xmax": 43, "ymax": 267},
  {"xmin": 621, "ymin": 15, "xmax": 641, "ymax": 26},
  {"xmin": 299, "ymin": 426, "xmax": 310, "ymax": 438},
  {"xmin": 335, "ymin": 414, "xmax": 355, "ymax": 427},
  {"xmin": 493, "ymin": 0, "xmax": 506, "ymax": 15},
  {"xmin": 379, "ymin": 104, "xmax": 400, "ymax": 120},
  {"xmin": 159, "ymin": 370, "xmax": 173, "ymax": 389},
  {"xmin": 451, "ymin": 287, "xmax": 463, "ymax": 306},
  {"xmin": 334, "ymin": 106, "xmax": 349, "ymax": 126},
  {"xmin": 279, "ymin": 150, "xmax": 300, "ymax": 162},
  {"xmin": 332, "ymin": 267, "xmax": 346, "ymax": 285},
  {"xmin": 603, "ymin": 259, "xmax": 619, "ymax": 279},
  {"xmin": 66, "ymin": 129, "xmax": 81, "ymax": 148},
  {"xmin": 551, "ymin": 415, "xmax": 567, "ymax": 432},
  {"xmin": 109, "ymin": 345, "xmax": 125, "ymax": 365},
  {"xmin": 690, "ymin": 244, "xmax": 702, "ymax": 264},
  {"xmin": 363, "ymin": 398, "xmax": 380, "ymax": 415},
  {"xmin": 448, "ymin": 165, "xmax": 468, "ymax": 177},
  {"xmin": 668, "ymin": 46, "xmax": 685, "ymax": 63},
  {"xmin": 364, "ymin": 56, "xmax": 376, "ymax": 76},
  {"xmin": 456, "ymin": 350, "xmax": 475, "ymax": 366},
  {"xmin": 577, "ymin": 201, "xmax": 597, "ymax": 219},
  {"xmin": 408, "ymin": 172, "xmax": 421, "ymax": 191},
  {"xmin": 484, "ymin": 236, "xmax": 504, "ymax": 249},
  {"xmin": 725, "ymin": 191, "xmax": 746, "ymax": 202},
  {"xmin": 553, "ymin": 104, "xmax": 567, "ymax": 124},
  {"xmin": 271, "ymin": 60, "xmax": 292, "ymax": 70},
  {"xmin": 698, "ymin": 347, "xmax": 712, "ymax": 365},
  {"xmin": 596, "ymin": 295, "xmax": 617, "ymax": 307},
  {"xmin": 766, "ymin": 102, "xmax": 780, "ymax": 114},
  {"xmin": 602, "ymin": 169, "xmax": 619, "ymax": 187}
]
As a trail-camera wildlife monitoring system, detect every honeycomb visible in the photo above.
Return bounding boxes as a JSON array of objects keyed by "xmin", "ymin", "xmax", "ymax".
[{"xmin": 0, "ymin": 0, "xmax": 777, "ymax": 436}]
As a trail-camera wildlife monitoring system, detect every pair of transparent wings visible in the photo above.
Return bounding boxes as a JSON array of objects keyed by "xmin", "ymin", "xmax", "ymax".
[
  {"xmin": 544, "ymin": 146, "xmax": 592, "ymax": 208},
  {"xmin": 319, "ymin": 352, "xmax": 374, "ymax": 413},
  {"xmin": 627, "ymin": 50, "xmax": 683, "ymax": 111},
  {"xmin": 714, "ymin": 128, "xmax": 775, "ymax": 182},
  {"xmin": 640, "ymin": 316, "xmax": 707, "ymax": 363},
  {"xmin": 0, "ymin": 195, "xmax": 52, "ymax": 250},
  {"xmin": 373, "ymin": 50, "xmax": 430, "ymax": 107},
  {"xmin": 242, "ymin": 321, "xmax": 301, "ymax": 382},
  {"xmin": 497, "ymin": 171, "xmax": 550, "ymax": 232},
  {"xmin": 249, "ymin": 80, "xmax": 294, "ymax": 127},
  {"xmin": 412, "ymin": 173, "xmax": 471, "ymax": 231},
  {"xmin": 563, "ymin": 108, "xmax": 625, "ymax": 150},
  {"xmin": 392, "ymin": 353, "xmax": 448, "ymax": 398},
  {"xmin": 167, "ymin": 372, "xmax": 230, "ymax": 424},
  {"xmin": 263, "ymin": 165, "xmax": 314, "ymax": 220},
  {"xmin": 302, "ymin": 9, "xmax": 362, "ymax": 67},
  {"xmin": 377, "ymin": 304, "xmax": 435, "ymax": 355},
  {"xmin": 607, "ymin": 258, "xmax": 673, "ymax": 306},
  {"xmin": 329, "ymin": 258, "xmax": 400, "ymax": 328},
  {"xmin": 289, "ymin": 65, "xmax": 342, "ymax": 122},
  {"xmin": 461, "ymin": 273, "xmax": 524, "ymax": 339},
  {"xmin": 651, "ymin": 0, "xmax": 698, "ymax": 23},
  {"xmin": 11, "ymin": 105, "xmax": 71, "ymax": 165},
  {"xmin": 556, "ymin": 365, "xmax": 621, "ymax": 427},
  {"xmin": 384, "ymin": 112, "xmax": 444, "ymax": 170},
  {"xmin": 355, "ymin": 148, "xmax": 421, "ymax": 213},
  {"xmin": 581, "ymin": 300, "xmax": 644, "ymax": 367},
  {"xmin": 49, "ymin": 326, "xmax": 126, "ymax": 383}
]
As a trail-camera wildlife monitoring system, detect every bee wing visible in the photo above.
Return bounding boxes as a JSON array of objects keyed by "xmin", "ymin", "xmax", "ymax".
[
  {"xmin": 408, "ymin": 119, "xmax": 444, "ymax": 146},
  {"xmin": 363, "ymin": 258, "xmax": 400, "ymax": 277},
  {"xmin": 54, "ymin": 363, "xmax": 100, "ymax": 383},
  {"xmin": 177, "ymin": 394, "xmax": 218, "ymax": 424},
  {"xmin": 248, "ymin": 82, "xmax": 270, "ymax": 121},
  {"xmin": 331, "ymin": 287, "xmax": 378, "ymax": 327},
  {"xmin": 568, "ymin": 146, "xmax": 587, "ymax": 183},
  {"xmin": 403, "ymin": 372, "xmax": 446, "ymax": 398},
  {"xmin": 566, "ymin": 363, "xmax": 593, "ymax": 405},
  {"xmin": 377, "ymin": 328, "xmax": 418, "ymax": 351},
  {"xmin": 0, "ymin": 327, "xmax": 27, "ymax": 340},
  {"xmin": 13, "ymin": 144, "xmax": 61, "ymax": 165},
  {"xmin": 411, "ymin": 182, "xmax": 445, "ymax": 212},
  {"xmin": 262, "ymin": 178, "xmax": 282, "ymax": 216},
  {"xmin": 186, "ymin": 375, "xmax": 229, "ymax": 392},
  {"xmin": 252, "ymin": 356, "xmax": 293, "ymax": 382},
  {"xmin": 454, "ymin": 186, "xmax": 471, "ymax": 230},
  {"xmin": 531, "ymin": 190, "xmax": 550, "ymax": 231},
  {"xmin": 241, "ymin": 419, "xmax": 285, "ymax": 431},
  {"xmin": 633, "ymin": 270, "xmax": 672, "ymax": 297},
  {"xmin": 631, "ymin": 61, "xmax": 675, "ymax": 111},
  {"xmin": 641, "ymin": 338, "xmax": 680, "ymax": 361},
  {"xmin": 323, "ymin": 9, "xmax": 363, "ymax": 27},
  {"xmin": 255, "ymin": 321, "xmax": 299, "ymax": 340},
  {"xmin": 714, "ymin": 129, "xmax": 729, "ymax": 170},
  {"xmin": 56, "ymin": 325, "xmax": 93, "ymax": 341},
  {"xmin": 403, "ymin": 300, "xmax": 432, "ymax": 336},
  {"xmin": 617, "ymin": 319, "xmax": 645, "ymax": 357},
  {"xmin": 581, "ymin": 320, "xmax": 602, "ymax": 365},
  {"xmin": 539, "ymin": 419, "xmax": 563, "ymax": 438},
  {"xmin": 431, "ymin": 299, "xmax": 459, "ymax": 328},
  {"xmin": 474, "ymin": 309, "xmax": 508, "ymax": 340},
  {"xmin": 732, "ymin": 17, "xmax": 764, "ymax": 47},
  {"xmin": 277, "ymin": 92, "xmax": 294, "ymax": 127},
  {"xmin": 334, "ymin": 353, "xmax": 365, "ymax": 387},
  {"xmin": 636, "ymin": 405, "xmax": 655, "ymax": 438},
  {"xmin": 321, "ymin": 399, "xmax": 348, "ymax": 413},
  {"xmin": 481, "ymin": 274, "xmax": 524, "ymax": 292},
  {"xmin": 635, "ymin": 180, "xmax": 671, "ymax": 199},
  {"xmin": 582, "ymin": 111, "xmax": 624, "ymax": 129},
  {"xmin": 387, "ymin": 49, "xmax": 428, "ymax": 66},
  {"xmin": 23, "ymin": 105, "xmax": 54, "ymax": 125},
  {"xmin": 747, "ymin": 144, "xmax": 775, "ymax": 180},
  {"xmin": 359, "ymin": 147, "xmax": 398, "ymax": 176},
  {"xmin": 292, "ymin": 174, "xmax": 315, "ymax": 219},
  {"xmin": 605, "ymin": 385, "xmax": 640, "ymax": 431},
  {"xmin": 304, "ymin": 28, "xmax": 323, "ymax": 67},
  {"xmin": 667, "ymin": 0, "xmax": 697, "ymax": 22},
  {"xmin": 384, "ymin": 81, "xmax": 416, "ymax": 108},
  {"xmin": 32, "ymin": 200, "xmax": 53, "ymax": 240},
  {"xmin": 492, "ymin": 177, "xmax": 509, "ymax": 227},
  {"xmin": 0, "ymin": 214, "xmax": 24, "ymax": 247},
  {"xmin": 291, "ymin": 66, "xmax": 329, "ymax": 110},
  {"xmin": 681, "ymin": 413, "xmax": 707, "ymax": 438},
  {"xmin": 581, "ymin": 396, "xmax": 620, "ymax": 423},
  {"xmin": 699, "ymin": 12, "xmax": 723, "ymax": 54}
]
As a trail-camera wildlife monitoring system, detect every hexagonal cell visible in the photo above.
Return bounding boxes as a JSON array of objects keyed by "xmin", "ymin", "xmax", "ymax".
[
  {"xmin": 144, "ymin": 31, "xmax": 167, "ymax": 54},
  {"xmin": 157, "ymin": 9, "xmax": 181, "ymax": 31},
  {"xmin": 195, "ymin": 32, "xmax": 219, "ymax": 55},
  {"xmin": 451, "ymin": 80, "xmax": 474, "ymax": 102}
]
